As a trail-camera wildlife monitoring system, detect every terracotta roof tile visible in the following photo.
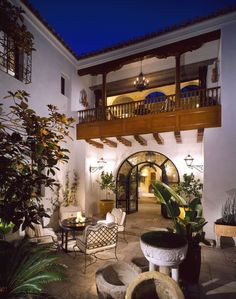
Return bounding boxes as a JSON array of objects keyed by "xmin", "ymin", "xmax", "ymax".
[
  {"xmin": 21, "ymin": 0, "xmax": 79, "ymax": 60},
  {"xmin": 77, "ymin": 5, "xmax": 236, "ymax": 60},
  {"xmin": 20, "ymin": 1, "xmax": 236, "ymax": 61}
]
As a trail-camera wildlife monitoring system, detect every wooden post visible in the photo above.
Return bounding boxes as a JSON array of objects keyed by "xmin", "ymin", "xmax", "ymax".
[
  {"xmin": 175, "ymin": 54, "xmax": 181, "ymax": 109},
  {"xmin": 102, "ymin": 73, "xmax": 107, "ymax": 119},
  {"xmin": 199, "ymin": 66, "xmax": 207, "ymax": 106},
  {"xmin": 94, "ymin": 89, "xmax": 102, "ymax": 120}
]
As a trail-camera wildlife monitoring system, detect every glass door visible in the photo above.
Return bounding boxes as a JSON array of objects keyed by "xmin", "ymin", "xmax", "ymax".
[
  {"xmin": 128, "ymin": 166, "xmax": 138, "ymax": 213},
  {"xmin": 116, "ymin": 160, "xmax": 132, "ymax": 212}
]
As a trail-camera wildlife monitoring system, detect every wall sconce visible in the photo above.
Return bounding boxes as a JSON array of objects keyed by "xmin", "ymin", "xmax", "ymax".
[
  {"xmin": 184, "ymin": 154, "xmax": 203, "ymax": 173},
  {"xmin": 89, "ymin": 158, "xmax": 106, "ymax": 173}
]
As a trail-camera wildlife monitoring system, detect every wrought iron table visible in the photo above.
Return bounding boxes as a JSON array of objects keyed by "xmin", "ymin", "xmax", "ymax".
[{"xmin": 60, "ymin": 217, "xmax": 94, "ymax": 252}]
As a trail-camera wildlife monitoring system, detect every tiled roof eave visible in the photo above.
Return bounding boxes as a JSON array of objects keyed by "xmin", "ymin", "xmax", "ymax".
[
  {"xmin": 20, "ymin": 0, "xmax": 79, "ymax": 61},
  {"xmin": 77, "ymin": 5, "xmax": 236, "ymax": 61}
]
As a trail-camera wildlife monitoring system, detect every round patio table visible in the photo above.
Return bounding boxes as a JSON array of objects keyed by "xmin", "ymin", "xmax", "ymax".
[{"xmin": 60, "ymin": 217, "xmax": 94, "ymax": 252}]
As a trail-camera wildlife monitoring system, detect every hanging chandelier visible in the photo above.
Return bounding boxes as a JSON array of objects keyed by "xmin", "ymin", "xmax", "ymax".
[{"xmin": 133, "ymin": 60, "xmax": 149, "ymax": 91}]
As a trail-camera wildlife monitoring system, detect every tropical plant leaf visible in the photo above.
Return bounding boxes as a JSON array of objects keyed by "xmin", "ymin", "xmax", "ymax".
[
  {"xmin": 0, "ymin": 239, "xmax": 67, "ymax": 298},
  {"xmin": 152, "ymin": 180, "xmax": 209, "ymax": 245}
]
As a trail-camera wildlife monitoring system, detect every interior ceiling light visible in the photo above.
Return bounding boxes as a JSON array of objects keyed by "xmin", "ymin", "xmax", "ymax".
[{"xmin": 134, "ymin": 60, "xmax": 149, "ymax": 91}]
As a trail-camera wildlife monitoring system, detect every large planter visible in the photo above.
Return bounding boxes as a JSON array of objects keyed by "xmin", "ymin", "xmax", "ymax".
[
  {"xmin": 179, "ymin": 243, "xmax": 201, "ymax": 283},
  {"xmin": 99, "ymin": 199, "xmax": 115, "ymax": 217},
  {"xmin": 140, "ymin": 231, "xmax": 188, "ymax": 282},
  {"xmin": 214, "ymin": 222, "xmax": 236, "ymax": 248}
]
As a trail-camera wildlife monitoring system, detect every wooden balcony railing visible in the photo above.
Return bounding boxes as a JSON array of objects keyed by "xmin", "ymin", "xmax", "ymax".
[{"xmin": 78, "ymin": 87, "xmax": 220, "ymax": 124}]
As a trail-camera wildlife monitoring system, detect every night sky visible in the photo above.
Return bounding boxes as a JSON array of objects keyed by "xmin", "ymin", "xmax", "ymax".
[{"xmin": 27, "ymin": 0, "xmax": 236, "ymax": 56}]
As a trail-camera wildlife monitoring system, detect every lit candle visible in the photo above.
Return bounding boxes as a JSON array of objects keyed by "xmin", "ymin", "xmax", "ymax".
[{"xmin": 76, "ymin": 212, "xmax": 82, "ymax": 219}]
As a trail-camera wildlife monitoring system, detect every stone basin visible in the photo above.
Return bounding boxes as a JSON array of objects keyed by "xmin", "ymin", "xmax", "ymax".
[{"xmin": 140, "ymin": 231, "xmax": 188, "ymax": 282}]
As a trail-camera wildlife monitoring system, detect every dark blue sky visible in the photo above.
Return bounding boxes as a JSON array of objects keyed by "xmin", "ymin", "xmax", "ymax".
[{"xmin": 27, "ymin": 0, "xmax": 236, "ymax": 56}]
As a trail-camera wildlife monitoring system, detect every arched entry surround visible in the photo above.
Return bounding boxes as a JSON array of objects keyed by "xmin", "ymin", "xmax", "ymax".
[{"xmin": 116, "ymin": 151, "xmax": 180, "ymax": 214}]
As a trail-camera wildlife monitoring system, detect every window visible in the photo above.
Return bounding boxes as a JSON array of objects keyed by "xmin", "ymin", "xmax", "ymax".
[
  {"xmin": 61, "ymin": 76, "xmax": 65, "ymax": 95},
  {"xmin": 60, "ymin": 74, "xmax": 70, "ymax": 98},
  {"xmin": 0, "ymin": 30, "xmax": 32, "ymax": 83}
]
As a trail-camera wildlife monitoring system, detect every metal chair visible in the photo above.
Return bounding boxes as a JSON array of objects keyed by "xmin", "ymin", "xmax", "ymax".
[
  {"xmin": 73, "ymin": 223, "xmax": 118, "ymax": 273},
  {"xmin": 25, "ymin": 223, "xmax": 59, "ymax": 249},
  {"xmin": 97, "ymin": 208, "xmax": 127, "ymax": 243}
]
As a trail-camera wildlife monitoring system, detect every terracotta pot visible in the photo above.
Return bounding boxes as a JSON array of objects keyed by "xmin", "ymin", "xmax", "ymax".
[{"xmin": 99, "ymin": 199, "xmax": 114, "ymax": 217}]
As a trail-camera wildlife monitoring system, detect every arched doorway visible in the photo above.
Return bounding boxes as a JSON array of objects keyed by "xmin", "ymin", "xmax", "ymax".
[{"xmin": 116, "ymin": 151, "xmax": 179, "ymax": 213}]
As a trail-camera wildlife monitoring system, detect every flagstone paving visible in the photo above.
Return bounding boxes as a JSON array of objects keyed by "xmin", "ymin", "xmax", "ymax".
[{"xmin": 46, "ymin": 200, "xmax": 236, "ymax": 299}]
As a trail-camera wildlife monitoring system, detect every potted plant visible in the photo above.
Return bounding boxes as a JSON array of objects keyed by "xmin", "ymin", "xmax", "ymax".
[
  {"xmin": 97, "ymin": 171, "xmax": 116, "ymax": 216},
  {"xmin": 175, "ymin": 173, "xmax": 203, "ymax": 202},
  {"xmin": 152, "ymin": 181, "xmax": 210, "ymax": 283},
  {"xmin": 215, "ymin": 190, "xmax": 236, "ymax": 247}
]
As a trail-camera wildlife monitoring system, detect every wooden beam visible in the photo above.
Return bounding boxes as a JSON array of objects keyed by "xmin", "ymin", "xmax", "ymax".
[
  {"xmin": 78, "ymin": 31, "xmax": 220, "ymax": 76},
  {"xmin": 85, "ymin": 139, "xmax": 104, "ymax": 148},
  {"xmin": 89, "ymin": 59, "xmax": 215, "ymax": 97},
  {"xmin": 153, "ymin": 133, "xmax": 164, "ymax": 145},
  {"xmin": 174, "ymin": 131, "xmax": 182, "ymax": 143},
  {"xmin": 134, "ymin": 135, "xmax": 147, "ymax": 146},
  {"xmin": 175, "ymin": 54, "xmax": 181, "ymax": 108},
  {"xmin": 116, "ymin": 137, "xmax": 132, "ymax": 147},
  {"xmin": 197, "ymin": 128, "xmax": 204, "ymax": 143},
  {"xmin": 100, "ymin": 138, "xmax": 117, "ymax": 148}
]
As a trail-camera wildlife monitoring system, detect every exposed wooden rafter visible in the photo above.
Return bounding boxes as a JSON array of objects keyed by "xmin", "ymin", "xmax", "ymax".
[
  {"xmin": 89, "ymin": 59, "xmax": 214, "ymax": 97},
  {"xmin": 78, "ymin": 31, "xmax": 220, "ymax": 76},
  {"xmin": 153, "ymin": 133, "xmax": 164, "ymax": 145},
  {"xmin": 174, "ymin": 131, "xmax": 182, "ymax": 143},
  {"xmin": 85, "ymin": 139, "xmax": 103, "ymax": 148},
  {"xmin": 116, "ymin": 137, "xmax": 132, "ymax": 147},
  {"xmin": 197, "ymin": 128, "xmax": 204, "ymax": 143},
  {"xmin": 100, "ymin": 138, "xmax": 117, "ymax": 148},
  {"xmin": 134, "ymin": 135, "xmax": 147, "ymax": 146}
]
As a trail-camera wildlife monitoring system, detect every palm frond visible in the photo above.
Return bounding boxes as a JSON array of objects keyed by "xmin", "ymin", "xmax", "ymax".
[
  {"xmin": 0, "ymin": 239, "xmax": 67, "ymax": 298},
  {"xmin": 12, "ymin": 272, "xmax": 66, "ymax": 294}
]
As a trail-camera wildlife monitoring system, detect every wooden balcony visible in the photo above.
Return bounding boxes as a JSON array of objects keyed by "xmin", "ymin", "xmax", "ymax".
[{"xmin": 76, "ymin": 87, "xmax": 221, "ymax": 140}]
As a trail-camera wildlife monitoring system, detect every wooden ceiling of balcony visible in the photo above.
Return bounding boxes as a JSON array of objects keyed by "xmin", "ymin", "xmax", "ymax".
[
  {"xmin": 77, "ymin": 30, "xmax": 220, "ymax": 76},
  {"xmin": 89, "ymin": 59, "xmax": 215, "ymax": 96}
]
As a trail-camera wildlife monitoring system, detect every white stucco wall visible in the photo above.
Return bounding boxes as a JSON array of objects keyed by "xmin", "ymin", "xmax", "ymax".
[
  {"xmin": 0, "ymin": 3, "xmax": 84, "ymax": 212},
  {"xmin": 83, "ymin": 131, "xmax": 203, "ymax": 216},
  {"xmin": 2, "ymin": 2, "xmax": 236, "ymax": 244},
  {"xmin": 204, "ymin": 22, "xmax": 236, "ymax": 240}
]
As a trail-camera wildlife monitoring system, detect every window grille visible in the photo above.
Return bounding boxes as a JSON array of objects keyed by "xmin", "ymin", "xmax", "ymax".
[{"xmin": 0, "ymin": 30, "xmax": 32, "ymax": 84}]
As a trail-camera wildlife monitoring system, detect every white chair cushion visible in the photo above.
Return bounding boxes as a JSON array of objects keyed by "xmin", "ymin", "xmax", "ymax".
[
  {"xmin": 43, "ymin": 228, "xmax": 57, "ymax": 239},
  {"xmin": 111, "ymin": 208, "xmax": 125, "ymax": 225},
  {"xmin": 119, "ymin": 212, "xmax": 126, "ymax": 226},
  {"xmin": 34, "ymin": 224, "xmax": 44, "ymax": 237},
  {"xmin": 25, "ymin": 226, "xmax": 36, "ymax": 238},
  {"xmin": 106, "ymin": 212, "xmax": 115, "ymax": 223},
  {"xmin": 25, "ymin": 223, "xmax": 43, "ymax": 238},
  {"xmin": 97, "ymin": 212, "xmax": 115, "ymax": 225}
]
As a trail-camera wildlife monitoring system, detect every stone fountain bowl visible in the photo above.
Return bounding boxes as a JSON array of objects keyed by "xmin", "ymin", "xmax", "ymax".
[
  {"xmin": 140, "ymin": 231, "xmax": 188, "ymax": 267},
  {"xmin": 125, "ymin": 271, "xmax": 185, "ymax": 299}
]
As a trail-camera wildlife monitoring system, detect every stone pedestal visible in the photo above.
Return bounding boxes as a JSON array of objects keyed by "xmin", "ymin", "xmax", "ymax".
[{"xmin": 140, "ymin": 231, "xmax": 188, "ymax": 282}]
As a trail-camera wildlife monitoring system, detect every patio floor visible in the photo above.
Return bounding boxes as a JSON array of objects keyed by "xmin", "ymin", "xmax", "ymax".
[{"xmin": 46, "ymin": 198, "xmax": 236, "ymax": 299}]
